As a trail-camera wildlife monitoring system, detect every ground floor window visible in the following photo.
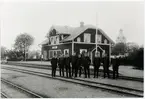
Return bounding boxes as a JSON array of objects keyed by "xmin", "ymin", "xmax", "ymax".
[
  {"xmin": 49, "ymin": 50, "xmax": 61, "ymax": 59},
  {"xmin": 43, "ymin": 50, "xmax": 47, "ymax": 60},
  {"xmin": 80, "ymin": 49, "xmax": 87, "ymax": 54},
  {"xmin": 64, "ymin": 49, "xmax": 69, "ymax": 55}
]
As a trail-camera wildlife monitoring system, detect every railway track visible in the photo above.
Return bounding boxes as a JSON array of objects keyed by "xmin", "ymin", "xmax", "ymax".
[
  {"xmin": 2, "ymin": 66, "xmax": 143, "ymax": 97},
  {"xmin": 5, "ymin": 62, "xmax": 143, "ymax": 82},
  {"xmin": 1, "ymin": 92, "xmax": 9, "ymax": 98},
  {"xmin": 1, "ymin": 78, "xmax": 46, "ymax": 98}
]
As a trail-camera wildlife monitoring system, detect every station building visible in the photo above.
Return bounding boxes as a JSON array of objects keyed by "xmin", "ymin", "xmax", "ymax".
[{"xmin": 40, "ymin": 22, "xmax": 115, "ymax": 62}]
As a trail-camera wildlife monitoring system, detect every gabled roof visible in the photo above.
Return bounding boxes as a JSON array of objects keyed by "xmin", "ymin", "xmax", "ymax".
[
  {"xmin": 98, "ymin": 28, "xmax": 115, "ymax": 44},
  {"xmin": 39, "ymin": 39, "xmax": 49, "ymax": 45},
  {"xmin": 43, "ymin": 24, "xmax": 115, "ymax": 45},
  {"xmin": 60, "ymin": 25, "xmax": 115, "ymax": 44},
  {"xmin": 60, "ymin": 24, "xmax": 96, "ymax": 42},
  {"xmin": 48, "ymin": 25, "xmax": 75, "ymax": 35}
]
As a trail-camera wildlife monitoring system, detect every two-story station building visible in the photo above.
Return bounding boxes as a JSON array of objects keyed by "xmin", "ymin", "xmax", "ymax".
[{"xmin": 40, "ymin": 22, "xmax": 115, "ymax": 62}]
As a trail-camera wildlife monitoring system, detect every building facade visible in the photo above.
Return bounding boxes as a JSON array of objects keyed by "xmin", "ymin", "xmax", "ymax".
[{"xmin": 40, "ymin": 22, "xmax": 115, "ymax": 62}]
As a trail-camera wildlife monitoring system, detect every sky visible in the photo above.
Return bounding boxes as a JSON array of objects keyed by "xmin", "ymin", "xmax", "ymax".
[{"xmin": 1, "ymin": 1, "xmax": 144, "ymax": 50}]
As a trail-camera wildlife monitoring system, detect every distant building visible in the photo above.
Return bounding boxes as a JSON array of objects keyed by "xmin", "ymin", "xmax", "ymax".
[
  {"xmin": 40, "ymin": 22, "xmax": 115, "ymax": 62},
  {"xmin": 116, "ymin": 29, "xmax": 126, "ymax": 43}
]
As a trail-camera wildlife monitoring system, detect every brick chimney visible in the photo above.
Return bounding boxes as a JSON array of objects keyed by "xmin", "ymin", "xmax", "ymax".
[{"xmin": 80, "ymin": 22, "xmax": 84, "ymax": 27}]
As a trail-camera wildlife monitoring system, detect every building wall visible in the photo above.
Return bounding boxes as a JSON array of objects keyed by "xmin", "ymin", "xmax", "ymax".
[
  {"xmin": 42, "ymin": 43, "xmax": 72, "ymax": 60},
  {"xmin": 74, "ymin": 29, "xmax": 111, "ymax": 44}
]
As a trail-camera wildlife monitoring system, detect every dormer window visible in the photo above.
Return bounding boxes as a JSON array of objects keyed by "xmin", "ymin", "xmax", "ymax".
[
  {"xmin": 61, "ymin": 35, "xmax": 64, "ymax": 40},
  {"xmin": 84, "ymin": 33, "xmax": 91, "ymax": 43},
  {"xmin": 77, "ymin": 37, "xmax": 81, "ymax": 42},
  {"xmin": 50, "ymin": 37, "xmax": 54, "ymax": 45},
  {"xmin": 104, "ymin": 39, "xmax": 108, "ymax": 44},
  {"xmin": 56, "ymin": 36, "xmax": 59, "ymax": 44}
]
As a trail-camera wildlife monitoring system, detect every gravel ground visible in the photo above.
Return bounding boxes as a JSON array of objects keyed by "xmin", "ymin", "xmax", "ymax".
[
  {"xmin": 1, "ymin": 69, "xmax": 131, "ymax": 98},
  {"xmin": 2, "ymin": 64, "xmax": 143, "ymax": 91},
  {"xmin": 8, "ymin": 61, "xmax": 143, "ymax": 78}
]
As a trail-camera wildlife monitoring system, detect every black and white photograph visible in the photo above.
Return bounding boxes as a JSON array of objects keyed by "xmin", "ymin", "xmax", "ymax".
[{"xmin": 0, "ymin": 0, "xmax": 144, "ymax": 98}]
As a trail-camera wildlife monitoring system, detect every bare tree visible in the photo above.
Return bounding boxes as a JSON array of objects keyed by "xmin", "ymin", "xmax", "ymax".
[
  {"xmin": 14, "ymin": 33, "xmax": 34, "ymax": 61},
  {"xmin": 1, "ymin": 46, "xmax": 7, "ymax": 59}
]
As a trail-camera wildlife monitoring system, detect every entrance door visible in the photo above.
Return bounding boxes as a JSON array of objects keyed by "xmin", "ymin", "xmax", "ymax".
[{"xmin": 43, "ymin": 50, "xmax": 47, "ymax": 60}]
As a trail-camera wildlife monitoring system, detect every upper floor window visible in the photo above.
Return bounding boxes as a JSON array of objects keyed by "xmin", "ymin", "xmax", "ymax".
[
  {"xmin": 61, "ymin": 35, "xmax": 64, "ymax": 40},
  {"xmin": 56, "ymin": 36, "xmax": 59, "ymax": 44},
  {"xmin": 77, "ymin": 37, "xmax": 81, "ymax": 42},
  {"xmin": 84, "ymin": 33, "xmax": 91, "ymax": 43},
  {"xmin": 50, "ymin": 35, "xmax": 59, "ymax": 45},
  {"xmin": 50, "ymin": 37, "xmax": 54, "ymax": 45},
  {"xmin": 104, "ymin": 39, "xmax": 108, "ymax": 44},
  {"xmin": 97, "ymin": 34, "xmax": 102, "ymax": 43}
]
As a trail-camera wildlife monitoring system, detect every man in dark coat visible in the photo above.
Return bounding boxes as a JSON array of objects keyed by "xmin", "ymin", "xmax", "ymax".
[
  {"xmin": 50, "ymin": 54, "xmax": 58, "ymax": 77},
  {"xmin": 102, "ymin": 52, "xmax": 110, "ymax": 78},
  {"xmin": 71, "ymin": 52, "xmax": 78, "ymax": 77},
  {"xmin": 111, "ymin": 55, "xmax": 120, "ymax": 79},
  {"xmin": 75, "ymin": 54, "xmax": 82, "ymax": 77},
  {"xmin": 93, "ymin": 52, "xmax": 101, "ymax": 78},
  {"xmin": 82, "ymin": 52, "xmax": 91, "ymax": 78},
  {"xmin": 64, "ymin": 53, "xmax": 71, "ymax": 78},
  {"xmin": 58, "ymin": 54, "xmax": 65, "ymax": 77}
]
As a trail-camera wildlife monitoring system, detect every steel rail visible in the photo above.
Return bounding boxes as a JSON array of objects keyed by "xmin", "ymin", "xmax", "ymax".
[
  {"xmin": 5, "ymin": 63, "xmax": 143, "ymax": 82},
  {"xmin": 2, "ymin": 66, "xmax": 143, "ymax": 97},
  {"xmin": 1, "ymin": 78, "xmax": 45, "ymax": 98}
]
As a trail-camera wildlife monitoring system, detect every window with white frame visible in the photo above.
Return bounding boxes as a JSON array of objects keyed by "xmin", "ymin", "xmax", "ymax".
[
  {"xmin": 53, "ymin": 36, "xmax": 56, "ymax": 44},
  {"xmin": 61, "ymin": 35, "xmax": 64, "ymax": 40},
  {"xmin": 50, "ymin": 36, "xmax": 60, "ymax": 45},
  {"xmin": 77, "ymin": 37, "xmax": 81, "ymax": 42},
  {"xmin": 104, "ymin": 39, "xmax": 108, "ymax": 44},
  {"xmin": 56, "ymin": 36, "xmax": 59, "ymax": 44},
  {"xmin": 97, "ymin": 34, "xmax": 102, "ymax": 43},
  {"xmin": 80, "ymin": 49, "xmax": 87, "ymax": 54},
  {"xmin": 64, "ymin": 49, "xmax": 69, "ymax": 55},
  {"xmin": 84, "ymin": 33, "xmax": 91, "ymax": 43},
  {"xmin": 50, "ymin": 37, "xmax": 54, "ymax": 45}
]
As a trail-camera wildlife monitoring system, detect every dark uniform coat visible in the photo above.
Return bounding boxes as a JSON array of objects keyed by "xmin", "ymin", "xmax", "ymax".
[
  {"xmin": 51, "ymin": 57, "xmax": 58, "ymax": 77},
  {"xmin": 93, "ymin": 57, "xmax": 101, "ymax": 78},
  {"xmin": 58, "ymin": 57, "xmax": 65, "ymax": 76},
  {"xmin": 64, "ymin": 56, "xmax": 71, "ymax": 77}
]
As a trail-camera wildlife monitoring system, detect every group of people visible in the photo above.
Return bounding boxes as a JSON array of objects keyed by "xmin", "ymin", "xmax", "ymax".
[{"xmin": 51, "ymin": 51, "xmax": 120, "ymax": 79}]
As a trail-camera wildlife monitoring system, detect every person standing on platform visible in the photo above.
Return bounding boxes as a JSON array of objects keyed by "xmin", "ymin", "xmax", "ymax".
[
  {"xmin": 111, "ymin": 55, "xmax": 120, "ymax": 79},
  {"xmin": 102, "ymin": 52, "xmax": 110, "ymax": 78},
  {"xmin": 64, "ymin": 53, "xmax": 71, "ymax": 78},
  {"xmin": 58, "ymin": 54, "xmax": 65, "ymax": 77},
  {"xmin": 93, "ymin": 52, "xmax": 101, "ymax": 78},
  {"xmin": 82, "ymin": 52, "xmax": 91, "ymax": 78},
  {"xmin": 71, "ymin": 52, "xmax": 78, "ymax": 77},
  {"xmin": 75, "ymin": 53, "xmax": 82, "ymax": 77},
  {"xmin": 50, "ymin": 54, "xmax": 58, "ymax": 77}
]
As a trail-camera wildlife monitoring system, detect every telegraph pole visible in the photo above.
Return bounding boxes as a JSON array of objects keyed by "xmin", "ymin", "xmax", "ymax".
[{"xmin": 96, "ymin": 13, "xmax": 98, "ymax": 53}]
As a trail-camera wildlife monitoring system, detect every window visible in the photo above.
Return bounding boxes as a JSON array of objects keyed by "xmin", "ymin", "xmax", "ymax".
[
  {"xmin": 56, "ymin": 36, "xmax": 59, "ymax": 44},
  {"xmin": 84, "ymin": 33, "xmax": 91, "ymax": 43},
  {"xmin": 43, "ymin": 50, "xmax": 47, "ymax": 60},
  {"xmin": 104, "ymin": 39, "xmax": 108, "ymax": 44},
  {"xmin": 80, "ymin": 49, "xmax": 87, "ymax": 54},
  {"xmin": 50, "ymin": 36, "xmax": 59, "ymax": 45},
  {"xmin": 50, "ymin": 37, "xmax": 54, "ymax": 45},
  {"xmin": 49, "ymin": 50, "xmax": 61, "ymax": 59},
  {"xmin": 61, "ymin": 35, "xmax": 64, "ymax": 40},
  {"xmin": 97, "ymin": 34, "xmax": 102, "ymax": 43},
  {"xmin": 54, "ymin": 36, "xmax": 56, "ymax": 44},
  {"xmin": 64, "ymin": 49, "xmax": 69, "ymax": 55},
  {"xmin": 77, "ymin": 37, "xmax": 81, "ymax": 42}
]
